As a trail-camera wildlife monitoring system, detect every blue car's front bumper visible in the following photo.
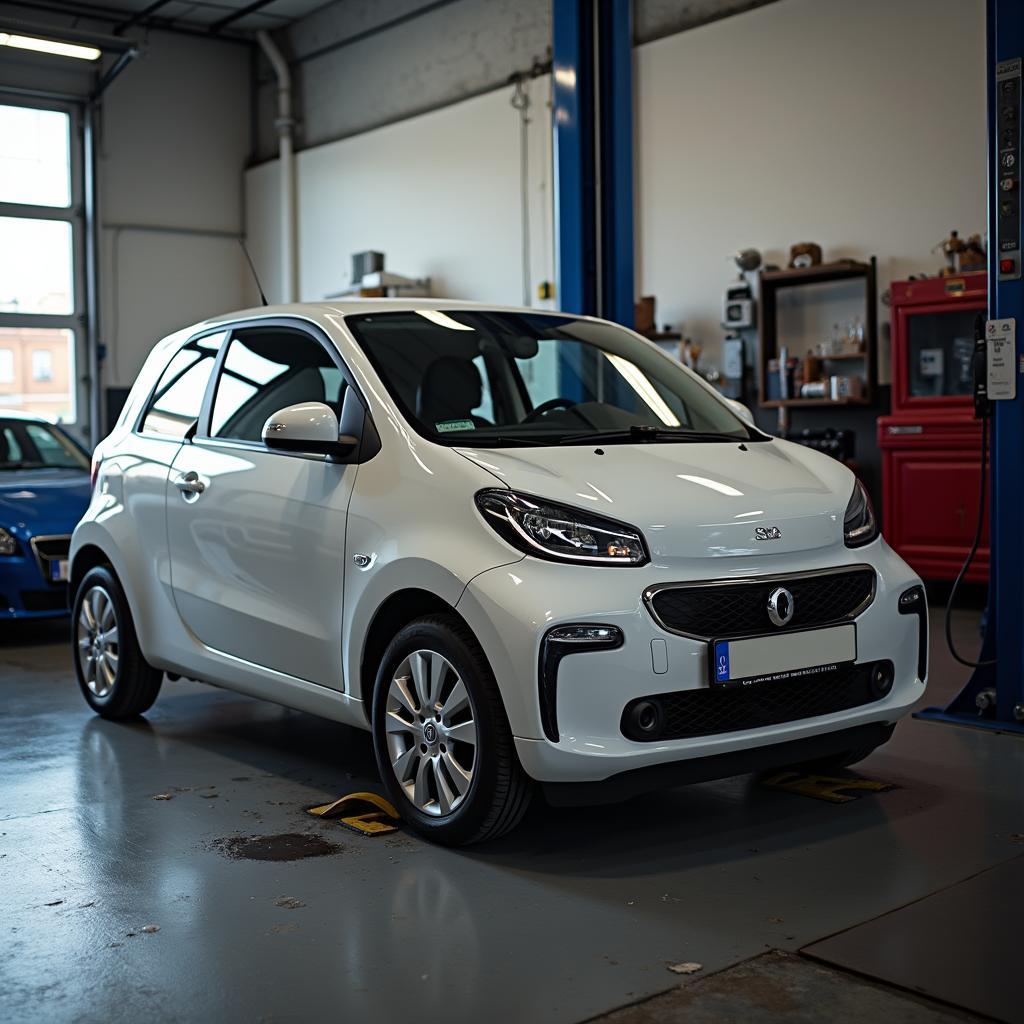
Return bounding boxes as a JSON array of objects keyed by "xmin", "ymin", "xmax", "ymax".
[{"xmin": 1, "ymin": 532, "xmax": 72, "ymax": 619}]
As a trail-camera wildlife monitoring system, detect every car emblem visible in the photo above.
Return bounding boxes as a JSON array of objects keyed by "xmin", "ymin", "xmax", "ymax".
[
  {"xmin": 755, "ymin": 526, "xmax": 782, "ymax": 540},
  {"xmin": 767, "ymin": 586, "xmax": 795, "ymax": 627}
]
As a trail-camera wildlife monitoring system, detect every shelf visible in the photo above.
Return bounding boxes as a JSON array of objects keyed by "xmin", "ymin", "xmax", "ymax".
[
  {"xmin": 757, "ymin": 256, "xmax": 877, "ymax": 415},
  {"xmin": 761, "ymin": 397, "xmax": 872, "ymax": 409},
  {"xmin": 759, "ymin": 260, "xmax": 872, "ymax": 288}
]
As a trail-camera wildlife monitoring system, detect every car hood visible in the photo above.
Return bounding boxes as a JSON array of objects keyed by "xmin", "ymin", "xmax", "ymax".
[
  {"xmin": 455, "ymin": 438, "xmax": 857, "ymax": 567},
  {"xmin": 0, "ymin": 469, "xmax": 91, "ymax": 535}
]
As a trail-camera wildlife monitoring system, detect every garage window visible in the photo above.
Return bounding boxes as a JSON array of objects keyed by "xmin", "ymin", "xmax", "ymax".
[{"xmin": 0, "ymin": 102, "xmax": 82, "ymax": 424}]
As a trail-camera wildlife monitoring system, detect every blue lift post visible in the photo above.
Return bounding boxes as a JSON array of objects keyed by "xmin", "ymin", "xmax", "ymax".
[
  {"xmin": 552, "ymin": 0, "xmax": 634, "ymax": 328},
  {"xmin": 916, "ymin": 0, "xmax": 1024, "ymax": 735}
]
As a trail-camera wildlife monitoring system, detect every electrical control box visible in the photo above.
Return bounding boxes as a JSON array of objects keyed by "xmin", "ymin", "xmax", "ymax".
[{"xmin": 996, "ymin": 58, "xmax": 1022, "ymax": 281}]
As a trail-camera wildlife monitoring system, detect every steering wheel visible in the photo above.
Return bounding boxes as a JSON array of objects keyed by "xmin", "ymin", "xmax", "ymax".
[{"xmin": 522, "ymin": 397, "xmax": 578, "ymax": 423}]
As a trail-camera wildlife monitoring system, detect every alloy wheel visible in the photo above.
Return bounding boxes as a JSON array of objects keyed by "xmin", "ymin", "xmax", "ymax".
[
  {"xmin": 385, "ymin": 649, "xmax": 478, "ymax": 817},
  {"xmin": 76, "ymin": 585, "xmax": 120, "ymax": 698}
]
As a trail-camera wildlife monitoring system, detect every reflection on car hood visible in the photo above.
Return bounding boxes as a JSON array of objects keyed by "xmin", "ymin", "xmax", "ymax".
[
  {"xmin": 455, "ymin": 438, "xmax": 856, "ymax": 566},
  {"xmin": 0, "ymin": 469, "xmax": 91, "ymax": 534}
]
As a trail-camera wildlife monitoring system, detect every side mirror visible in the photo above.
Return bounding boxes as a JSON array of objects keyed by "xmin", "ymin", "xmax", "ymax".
[
  {"xmin": 726, "ymin": 398, "xmax": 755, "ymax": 424},
  {"xmin": 262, "ymin": 402, "xmax": 357, "ymax": 460}
]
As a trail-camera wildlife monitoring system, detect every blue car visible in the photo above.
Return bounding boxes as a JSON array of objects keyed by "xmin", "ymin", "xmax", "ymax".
[{"xmin": 1, "ymin": 412, "xmax": 92, "ymax": 620}]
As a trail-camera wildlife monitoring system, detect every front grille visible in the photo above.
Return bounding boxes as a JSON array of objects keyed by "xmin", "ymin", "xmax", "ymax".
[
  {"xmin": 20, "ymin": 587, "xmax": 69, "ymax": 613},
  {"xmin": 646, "ymin": 566, "xmax": 875, "ymax": 639},
  {"xmin": 30, "ymin": 536, "xmax": 71, "ymax": 559},
  {"xmin": 29, "ymin": 535, "xmax": 71, "ymax": 586},
  {"xmin": 622, "ymin": 661, "xmax": 887, "ymax": 741}
]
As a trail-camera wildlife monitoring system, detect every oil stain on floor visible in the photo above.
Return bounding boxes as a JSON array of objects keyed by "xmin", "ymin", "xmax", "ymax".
[{"xmin": 211, "ymin": 833, "xmax": 342, "ymax": 862}]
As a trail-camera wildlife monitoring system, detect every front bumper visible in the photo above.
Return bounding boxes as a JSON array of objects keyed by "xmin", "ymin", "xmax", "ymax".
[
  {"xmin": 456, "ymin": 539, "xmax": 925, "ymax": 784},
  {"xmin": 0, "ymin": 534, "xmax": 71, "ymax": 619}
]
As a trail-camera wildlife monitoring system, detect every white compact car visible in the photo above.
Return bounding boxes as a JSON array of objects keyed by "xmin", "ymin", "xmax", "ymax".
[{"xmin": 70, "ymin": 302, "xmax": 927, "ymax": 844}]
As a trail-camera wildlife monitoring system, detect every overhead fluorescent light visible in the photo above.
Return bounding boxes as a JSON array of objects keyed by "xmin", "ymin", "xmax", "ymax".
[{"xmin": 0, "ymin": 31, "xmax": 101, "ymax": 61}]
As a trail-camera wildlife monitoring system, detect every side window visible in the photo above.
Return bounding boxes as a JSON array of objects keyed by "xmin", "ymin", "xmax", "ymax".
[
  {"xmin": 140, "ymin": 331, "xmax": 227, "ymax": 439},
  {"xmin": 209, "ymin": 327, "xmax": 344, "ymax": 443}
]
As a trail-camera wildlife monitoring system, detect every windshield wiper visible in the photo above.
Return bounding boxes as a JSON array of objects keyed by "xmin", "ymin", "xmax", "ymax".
[
  {"xmin": 0, "ymin": 461, "xmax": 46, "ymax": 470},
  {"xmin": 558, "ymin": 426, "xmax": 746, "ymax": 445},
  {"xmin": 451, "ymin": 434, "xmax": 560, "ymax": 447}
]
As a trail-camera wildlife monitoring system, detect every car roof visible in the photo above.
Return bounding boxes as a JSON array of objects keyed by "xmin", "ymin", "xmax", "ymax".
[
  {"xmin": 200, "ymin": 299, "xmax": 576, "ymax": 328},
  {"xmin": 0, "ymin": 409, "xmax": 59, "ymax": 424}
]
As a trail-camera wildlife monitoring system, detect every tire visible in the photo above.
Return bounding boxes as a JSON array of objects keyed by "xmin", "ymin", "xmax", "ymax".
[
  {"xmin": 371, "ymin": 614, "xmax": 533, "ymax": 846},
  {"xmin": 72, "ymin": 565, "xmax": 163, "ymax": 720}
]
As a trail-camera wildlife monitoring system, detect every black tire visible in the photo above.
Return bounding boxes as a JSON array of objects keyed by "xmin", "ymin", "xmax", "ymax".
[
  {"xmin": 371, "ymin": 614, "xmax": 533, "ymax": 846},
  {"xmin": 72, "ymin": 565, "xmax": 163, "ymax": 720}
]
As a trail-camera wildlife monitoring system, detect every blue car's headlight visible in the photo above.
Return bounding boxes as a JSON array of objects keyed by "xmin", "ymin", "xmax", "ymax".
[{"xmin": 0, "ymin": 528, "xmax": 16, "ymax": 556}]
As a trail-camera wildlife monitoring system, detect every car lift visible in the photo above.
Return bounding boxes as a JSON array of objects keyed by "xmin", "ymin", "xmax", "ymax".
[
  {"xmin": 552, "ymin": 0, "xmax": 634, "ymax": 329},
  {"xmin": 916, "ymin": 0, "xmax": 1024, "ymax": 735}
]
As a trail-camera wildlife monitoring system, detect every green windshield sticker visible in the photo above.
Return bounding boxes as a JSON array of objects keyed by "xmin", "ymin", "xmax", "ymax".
[{"xmin": 435, "ymin": 419, "xmax": 475, "ymax": 433}]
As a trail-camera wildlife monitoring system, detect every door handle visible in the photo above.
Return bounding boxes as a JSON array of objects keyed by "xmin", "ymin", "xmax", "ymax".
[{"xmin": 174, "ymin": 471, "xmax": 206, "ymax": 496}]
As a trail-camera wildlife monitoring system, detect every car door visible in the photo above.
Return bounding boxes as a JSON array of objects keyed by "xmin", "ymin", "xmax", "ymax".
[{"xmin": 165, "ymin": 321, "xmax": 358, "ymax": 689}]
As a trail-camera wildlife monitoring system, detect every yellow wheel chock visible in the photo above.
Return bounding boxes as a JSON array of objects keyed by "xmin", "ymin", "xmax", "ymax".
[
  {"xmin": 760, "ymin": 771, "xmax": 895, "ymax": 804},
  {"xmin": 306, "ymin": 791, "xmax": 401, "ymax": 836}
]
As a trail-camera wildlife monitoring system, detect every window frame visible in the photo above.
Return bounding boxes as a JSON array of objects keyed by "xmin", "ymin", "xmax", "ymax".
[
  {"xmin": 135, "ymin": 326, "xmax": 230, "ymax": 441},
  {"xmin": 177, "ymin": 316, "xmax": 368, "ymax": 460},
  {"xmin": 0, "ymin": 97, "xmax": 84, "ymax": 426}
]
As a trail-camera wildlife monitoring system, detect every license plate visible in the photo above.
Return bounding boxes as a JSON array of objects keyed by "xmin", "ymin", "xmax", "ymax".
[
  {"xmin": 49, "ymin": 559, "xmax": 69, "ymax": 582},
  {"xmin": 709, "ymin": 624, "xmax": 856, "ymax": 687}
]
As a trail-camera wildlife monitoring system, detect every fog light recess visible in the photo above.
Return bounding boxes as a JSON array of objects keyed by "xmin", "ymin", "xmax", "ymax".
[{"xmin": 870, "ymin": 660, "xmax": 895, "ymax": 698}]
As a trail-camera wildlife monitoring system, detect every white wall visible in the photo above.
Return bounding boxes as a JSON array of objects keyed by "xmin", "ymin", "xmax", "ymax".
[
  {"xmin": 98, "ymin": 31, "xmax": 252, "ymax": 387},
  {"xmin": 636, "ymin": 0, "xmax": 987, "ymax": 379},
  {"xmin": 245, "ymin": 75, "xmax": 554, "ymax": 308}
]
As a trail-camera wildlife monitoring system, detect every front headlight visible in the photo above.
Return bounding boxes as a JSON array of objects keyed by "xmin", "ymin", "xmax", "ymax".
[
  {"xmin": 843, "ymin": 479, "xmax": 878, "ymax": 547},
  {"xmin": 0, "ymin": 528, "xmax": 17, "ymax": 556},
  {"xmin": 475, "ymin": 490, "xmax": 648, "ymax": 566}
]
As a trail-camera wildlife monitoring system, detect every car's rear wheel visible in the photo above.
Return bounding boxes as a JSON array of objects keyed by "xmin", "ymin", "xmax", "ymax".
[
  {"xmin": 72, "ymin": 565, "xmax": 163, "ymax": 720},
  {"xmin": 371, "ymin": 614, "xmax": 532, "ymax": 845}
]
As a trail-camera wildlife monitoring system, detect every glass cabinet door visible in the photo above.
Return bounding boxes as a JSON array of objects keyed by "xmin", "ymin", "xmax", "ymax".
[{"xmin": 905, "ymin": 309, "xmax": 976, "ymax": 400}]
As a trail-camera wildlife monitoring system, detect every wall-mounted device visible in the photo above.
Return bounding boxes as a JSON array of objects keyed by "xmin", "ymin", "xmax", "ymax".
[{"xmin": 722, "ymin": 282, "xmax": 754, "ymax": 329}]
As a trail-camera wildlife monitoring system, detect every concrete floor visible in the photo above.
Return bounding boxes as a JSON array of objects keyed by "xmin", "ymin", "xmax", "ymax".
[{"xmin": 1, "ymin": 606, "xmax": 1021, "ymax": 1024}]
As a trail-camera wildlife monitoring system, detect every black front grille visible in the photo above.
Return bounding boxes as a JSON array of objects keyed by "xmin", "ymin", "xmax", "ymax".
[
  {"xmin": 31, "ymin": 536, "xmax": 71, "ymax": 559},
  {"xmin": 20, "ymin": 587, "xmax": 68, "ymax": 612},
  {"xmin": 622, "ymin": 661, "xmax": 887, "ymax": 741},
  {"xmin": 647, "ymin": 567, "xmax": 875, "ymax": 639}
]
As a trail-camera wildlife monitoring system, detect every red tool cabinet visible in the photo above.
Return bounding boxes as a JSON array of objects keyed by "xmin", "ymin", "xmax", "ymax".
[{"xmin": 877, "ymin": 273, "xmax": 989, "ymax": 582}]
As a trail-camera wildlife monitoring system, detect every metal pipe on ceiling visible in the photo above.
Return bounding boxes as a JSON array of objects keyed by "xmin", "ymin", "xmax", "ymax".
[{"xmin": 257, "ymin": 29, "xmax": 297, "ymax": 303}]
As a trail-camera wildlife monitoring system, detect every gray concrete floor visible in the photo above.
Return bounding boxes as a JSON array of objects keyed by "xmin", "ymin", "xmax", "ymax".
[{"xmin": 1, "ymin": 606, "xmax": 1021, "ymax": 1024}]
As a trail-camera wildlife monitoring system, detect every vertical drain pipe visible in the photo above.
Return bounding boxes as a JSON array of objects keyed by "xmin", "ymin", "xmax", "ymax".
[{"xmin": 257, "ymin": 31, "xmax": 297, "ymax": 303}]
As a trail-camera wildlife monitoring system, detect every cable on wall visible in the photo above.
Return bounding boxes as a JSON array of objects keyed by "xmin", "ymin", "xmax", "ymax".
[{"xmin": 510, "ymin": 75, "xmax": 532, "ymax": 308}]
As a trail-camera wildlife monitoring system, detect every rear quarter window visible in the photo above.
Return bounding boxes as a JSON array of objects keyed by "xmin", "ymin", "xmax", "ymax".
[{"xmin": 138, "ymin": 331, "xmax": 227, "ymax": 439}]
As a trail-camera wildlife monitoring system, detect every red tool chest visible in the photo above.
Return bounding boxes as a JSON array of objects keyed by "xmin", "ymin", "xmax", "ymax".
[{"xmin": 877, "ymin": 273, "xmax": 989, "ymax": 582}]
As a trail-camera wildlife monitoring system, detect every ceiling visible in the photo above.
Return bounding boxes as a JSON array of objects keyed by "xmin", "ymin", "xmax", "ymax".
[{"xmin": 6, "ymin": 0, "xmax": 332, "ymax": 35}]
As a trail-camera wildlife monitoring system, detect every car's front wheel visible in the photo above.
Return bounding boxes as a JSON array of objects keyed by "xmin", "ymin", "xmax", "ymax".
[
  {"xmin": 371, "ymin": 614, "xmax": 532, "ymax": 845},
  {"xmin": 72, "ymin": 565, "xmax": 163, "ymax": 720}
]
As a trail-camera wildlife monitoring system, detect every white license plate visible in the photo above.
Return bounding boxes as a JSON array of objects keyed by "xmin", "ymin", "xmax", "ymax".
[
  {"xmin": 710, "ymin": 624, "xmax": 856, "ymax": 687},
  {"xmin": 49, "ymin": 559, "xmax": 69, "ymax": 582}
]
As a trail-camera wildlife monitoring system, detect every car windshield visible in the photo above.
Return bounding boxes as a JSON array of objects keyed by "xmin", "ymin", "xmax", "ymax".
[
  {"xmin": 345, "ymin": 311, "xmax": 761, "ymax": 447},
  {"xmin": 0, "ymin": 418, "xmax": 89, "ymax": 471}
]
